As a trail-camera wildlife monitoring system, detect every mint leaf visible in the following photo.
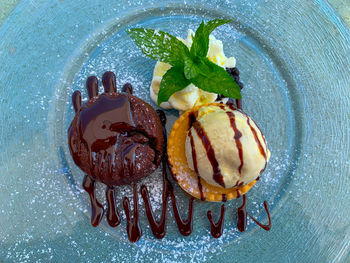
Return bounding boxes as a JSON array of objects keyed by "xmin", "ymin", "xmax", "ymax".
[
  {"xmin": 127, "ymin": 28, "xmax": 190, "ymax": 68},
  {"xmin": 190, "ymin": 21, "xmax": 208, "ymax": 58},
  {"xmin": 158, "ymin": 67, "xmax": 191, "ymax": 105},
  {"xmin": 205, "ymin": 19, "xmax": 232, "ymax": 34},
  {"xmin": 190, "ymin": 58, "xmax": 241, "ymax": 99},
  {"xmin": 190, "ymin": 19, "xmax": 232, "ymax": 58},
  {"xmin": 184, "ymin": 57, "xmax": 204, "ymax": 79}
]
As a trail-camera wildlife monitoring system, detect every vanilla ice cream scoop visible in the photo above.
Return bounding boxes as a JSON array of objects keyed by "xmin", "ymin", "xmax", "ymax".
[{"xmin": 185, "ymin": 104, "xmax": 270, "ymax": 188}]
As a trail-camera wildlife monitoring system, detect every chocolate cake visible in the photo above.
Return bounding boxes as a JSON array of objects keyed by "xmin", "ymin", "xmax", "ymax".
[{"xmin": 68, "ymin": 71, "xmax": 164, "ymax": 186}]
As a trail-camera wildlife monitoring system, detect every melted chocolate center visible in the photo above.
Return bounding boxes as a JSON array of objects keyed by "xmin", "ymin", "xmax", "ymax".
[{"xmin": 78, "ymin": 95, "xmax": 135, "ymax": 153}]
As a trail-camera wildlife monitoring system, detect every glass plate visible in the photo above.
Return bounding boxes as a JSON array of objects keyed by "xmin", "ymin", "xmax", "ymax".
[{"xmin": 0, "ymin": 0, "xmax": 349, "ymax": 262}]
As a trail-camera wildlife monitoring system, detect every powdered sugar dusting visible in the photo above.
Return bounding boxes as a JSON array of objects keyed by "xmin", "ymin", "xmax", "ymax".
[{"xmin": 0, "ymin": 1, "xmax": 310, "ymax": 262}]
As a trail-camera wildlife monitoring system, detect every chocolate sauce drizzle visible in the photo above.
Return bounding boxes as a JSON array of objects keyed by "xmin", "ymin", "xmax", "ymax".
[
  {"xmin": 169, "ymin": 185, "xmax": 195, "ymax": 236},
  {"xmin": 237, "ymin": 195, "xmax": 248, "ymax": 232},
  {"xmin": 120, "ymin": 141, "xmax": 137, "ymax": 177},
  {"xmin": 222, "ymin": 194, "xmax": 227, "ymax": 202},
  {"xmin": 237, "ymin": 195, "xmax": 271, "ymax": 232},
  {"xmin": 188, "ymin": 129, "xmax": 205, "ymax": 201},
  {"xmin": 75, "ymin": 72, "xmax": 271, "ymax": 241},
  {"xmin": 207, "ymin": 204, "xmax": 225, "ymax": 238},
  {"xmin": 141, "ymin": 181, "xmax": 168, "ymax": 239},
  {"xmin": 102, "ymin": 71, "xmax": 117, "ymax": 93},
  {"xmin": 248, "ymin": 201, "xmax": 271, "ymax": 231},
  {"xmin": 188, "ymin": 113, "xmax": 205, "ymax": 201},
  {"xmin": 105, "ymin": 186, "xmax": 121, "ymax": 227},
  {"xmin": 161, "ymin": 110, "xmax": 194, "ymax": 236},
  {"xmin": 218, "ymin": 104, "xmax": 244, "ymax": 177},
  {"xmin": 140, "ymin": 127, "xmax": 168, "ymax": 239},
  {"xmin": 247, "ymin": 117, "xmax": 268, "ymax": 175},
  {"xmin": 82, "ymin": 174, "xmax": 104, "ymax": 227},
  {"xmin": 226, "ymin": 111, "xmax": 244, "ymax": 175},
  {"xmin": 247, "ymin": 117, "xmax": 266, "ymax": 161},
  {"xmin": 123, "ymin": 184, "xmax": 142, "ymax": 243},
  {"xmin": 192, "ymin": 121, "xmax": 225, "ymax": 188},
  {"xmin": 140, "ymin": 110, "xmax": 195, "ymax": 238}
]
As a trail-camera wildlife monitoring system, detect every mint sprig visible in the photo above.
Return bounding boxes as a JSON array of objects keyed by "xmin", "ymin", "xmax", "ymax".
[
  {"xmin": 127, "ymin": 28, "xmax": 190, "ymax": 68},
  {"xmin": 127, "ymin": 19, "xmax": 241, "ymax": 105}
]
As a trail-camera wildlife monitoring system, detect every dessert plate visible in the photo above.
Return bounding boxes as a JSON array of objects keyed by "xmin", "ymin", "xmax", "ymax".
[{"xmin": 0, "ymin": 0, "xmax": 349, "ymax": 262}]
